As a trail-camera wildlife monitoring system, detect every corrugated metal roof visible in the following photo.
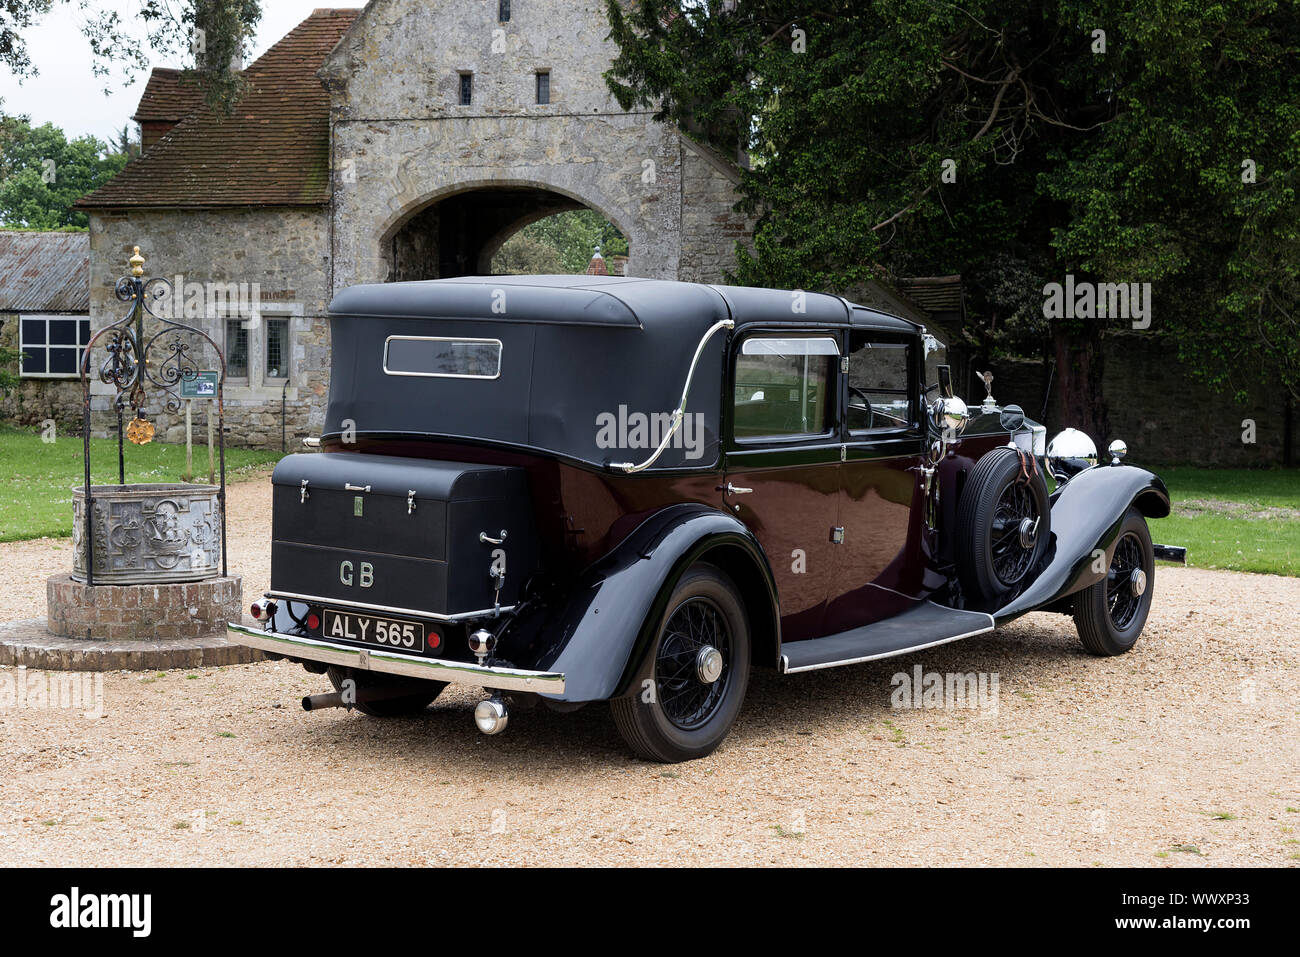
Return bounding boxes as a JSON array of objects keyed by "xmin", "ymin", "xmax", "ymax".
[{"xmin": 0, "ymin": 231, "xmax": 90, "ymax": 313}]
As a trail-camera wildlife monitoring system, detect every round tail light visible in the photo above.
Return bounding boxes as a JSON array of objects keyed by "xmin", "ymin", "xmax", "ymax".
[{"xmin": 305, "ymin": 612, "xmax": 321, "ymax": 630}]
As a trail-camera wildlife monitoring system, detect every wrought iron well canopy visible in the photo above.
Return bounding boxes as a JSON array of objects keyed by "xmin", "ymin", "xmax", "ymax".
[{"xmin": 77, "ymin": 247, "xmax": 229, "ymax": 586}]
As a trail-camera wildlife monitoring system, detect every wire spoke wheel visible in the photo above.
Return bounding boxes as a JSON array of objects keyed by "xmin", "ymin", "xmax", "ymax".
[
  {"xmin": 1073, "ymin": 507, "xmax": 1155, "ymax": 657},
  {"xmin": 1106, "ymin": 532, "xmax": 1144, "ymax": 629},
  {"xmin": 655, "ymin": 596, "xmax": 731, "ymax": 731},
  {"xmin": 956, "ymin": 447, "xmax": 1051, "ymax": 604},
  {"xmin": 989, "ymin": 478, "xmax": 1039, "ymax": 586}
]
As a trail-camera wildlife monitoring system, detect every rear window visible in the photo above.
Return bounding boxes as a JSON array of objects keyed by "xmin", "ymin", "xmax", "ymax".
[{"xmin": 383, "ymin": 336, "xmax": 502, "ymax": 379}]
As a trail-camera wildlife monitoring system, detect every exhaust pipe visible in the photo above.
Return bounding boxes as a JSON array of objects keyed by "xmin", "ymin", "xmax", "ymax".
[
  {"xmin": 301, "ymin": 683, "xmax": 430, "ymax": 712},
  {"xmin": 302, "ymin": 691, "xmax": 347, "ymax": 712},
  {"xmin": 474, "ymin": 696, "xmax": 509, "ymax": 735}
]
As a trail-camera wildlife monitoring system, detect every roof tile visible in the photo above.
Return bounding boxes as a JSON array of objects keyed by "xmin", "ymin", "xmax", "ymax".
[{"xmin": 79, "ymin": 9, "xmax": 359, "ymax": 209}]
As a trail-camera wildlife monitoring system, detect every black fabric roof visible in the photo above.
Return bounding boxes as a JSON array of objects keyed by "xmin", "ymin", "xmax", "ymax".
[{"xmin": 328, "ymin": 275, "xmax": 920, "ymax": 334}]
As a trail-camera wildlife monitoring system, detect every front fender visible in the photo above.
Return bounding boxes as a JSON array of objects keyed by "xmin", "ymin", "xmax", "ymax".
[
  {"xmin": 993, "ymin": 465, "xmax": 1170, "ymax": 623},
  {"xmin": 511, "ymin": 504, "xmax": 779, "ymax": 702}
]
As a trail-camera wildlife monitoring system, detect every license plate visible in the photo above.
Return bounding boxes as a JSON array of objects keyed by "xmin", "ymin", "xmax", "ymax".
[{"xmin": 322, "ymin": 610, "xmax": 425, "ymax": 653}]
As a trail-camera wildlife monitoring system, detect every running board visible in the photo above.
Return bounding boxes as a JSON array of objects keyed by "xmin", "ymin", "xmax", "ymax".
[{"xmin": 779, "ymin": 601, "xmax": 995, "ymax": 674}]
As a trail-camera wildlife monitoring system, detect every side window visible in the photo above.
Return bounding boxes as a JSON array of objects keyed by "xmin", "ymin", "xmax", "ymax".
[
  {"xmin": 225, "ymin": 319, "xmax": 249, "ymax": 380},
  {"xmin": 19, "ymin": 315, "xmax": 91, "ymax": 378},
  {"xmin": 847, "ymin": 336, "xmax": 913, "ymax": 432},
  {"xmin": 733, "ymin": 336, "xmax": 839, "ymax": 441}
]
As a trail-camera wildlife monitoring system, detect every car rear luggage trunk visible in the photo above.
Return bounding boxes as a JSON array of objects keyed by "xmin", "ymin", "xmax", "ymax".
[{"xmin": 270, "ymin": 452, "xmax": 537, "ymax": 617}]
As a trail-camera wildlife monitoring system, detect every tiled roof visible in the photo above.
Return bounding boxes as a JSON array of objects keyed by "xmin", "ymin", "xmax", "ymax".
[
  {"xmin": 79, "ymin": 9, "xmax": 359, "ymax": 209},
  {"xmin": 132, "ymin": 68, "xmax": 211, "ymax": 123},
  {"xmin": 0, "ymin": 231, "xmax": 90, "ymax": 313},
  {"xmin": 893, "ymin": 275, "xmax": 965, "ymax": 314}
]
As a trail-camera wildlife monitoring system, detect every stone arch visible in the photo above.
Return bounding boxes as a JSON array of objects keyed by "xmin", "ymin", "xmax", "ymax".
[{"xmin": 376, "ymin": 178, "xmax": 638, "ymax": 281}]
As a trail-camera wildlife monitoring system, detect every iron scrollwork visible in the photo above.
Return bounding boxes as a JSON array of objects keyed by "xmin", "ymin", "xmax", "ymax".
[{"xmin": 79, "ymin": 247, "xmax": 230, "ymax": 586}]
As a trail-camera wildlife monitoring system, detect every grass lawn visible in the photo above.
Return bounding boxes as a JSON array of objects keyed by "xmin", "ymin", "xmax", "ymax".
[
  {"xmin": 1146, "ymin": 466, "xmax": 1300, "ymax": 577},
  {"xmin": 0, "ymin": 425, "xmax": 282, "ymax": 543}
]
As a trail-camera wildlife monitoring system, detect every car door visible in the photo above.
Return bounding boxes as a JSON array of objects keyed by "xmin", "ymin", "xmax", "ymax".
[
  {"xmin": 823, "ymin": 330, "xmax": 929, "ymax": 634},
  {"xmin": 723, "ymin": 330, "xmax": 844, "ymax": 642}
]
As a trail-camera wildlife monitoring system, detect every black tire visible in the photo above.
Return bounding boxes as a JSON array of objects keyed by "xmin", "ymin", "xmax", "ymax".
[
  {"xmin": 956, "ymin": 446, "xmax": 1052, "ymax": 604},
  {"xmin": 1074, "ymin": 507, "xmax": 1155, "ymax": 656},
  {"xmin": 326, "ymin": 666, "xmax": 446, "ymax": 717},
  {"xmin": 611, "ymin": 563, "xmax": 751, "ymax": 763}
]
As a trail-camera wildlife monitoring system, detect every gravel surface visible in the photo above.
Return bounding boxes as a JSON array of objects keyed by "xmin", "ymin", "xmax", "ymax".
[{"xmin": 0, "ymin": 472, "xmax": 1297, "ymax": 866}]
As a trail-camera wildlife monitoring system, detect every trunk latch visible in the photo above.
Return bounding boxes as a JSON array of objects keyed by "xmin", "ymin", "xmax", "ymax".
[
  {"xmin": 300, "ymin": 480, "xmax": 310, "ymax": 504},
  {"xmin": 407, "ymin": 490, "xmax": 417, "ymax": 515}
]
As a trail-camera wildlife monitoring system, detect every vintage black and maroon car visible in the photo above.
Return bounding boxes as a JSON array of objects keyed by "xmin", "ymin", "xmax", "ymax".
[{"xmin": 228, "ymin": 276, "xmax": 1184, "ymax": 762}]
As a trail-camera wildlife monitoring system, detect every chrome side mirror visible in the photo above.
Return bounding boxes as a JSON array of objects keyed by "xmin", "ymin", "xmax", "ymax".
[{"xmin": 999, "ymin": 404, "xmax": 1026, "ymax": 434}]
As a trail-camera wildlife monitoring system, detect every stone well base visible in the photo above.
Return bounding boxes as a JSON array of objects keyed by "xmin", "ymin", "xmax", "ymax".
[
  {"xmin": 47, "ymin": 574, "xmax": 242, "ymax": 642},
  {"xmin": 0, "ymin": 620, "xmax": 262, "ymax": 672}
]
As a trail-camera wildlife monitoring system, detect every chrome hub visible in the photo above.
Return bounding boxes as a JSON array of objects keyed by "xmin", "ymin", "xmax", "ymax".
[
  {"xmin": 1129, "ymin": 568, "xmax": 1147, "ymax": 597},
  {"xmin": 696, "ymin": 645, "xmax": 724, "ymax": 684},
  {"xmin": 1018, "ymin": 516, "xmax": 1039, "ymax": 549}
]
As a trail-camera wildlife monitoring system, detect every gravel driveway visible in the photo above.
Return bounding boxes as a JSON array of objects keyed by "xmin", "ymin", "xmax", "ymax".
[{"xmin": 0, "ymin": 473, "xmax": 1296, "ymax": 866}]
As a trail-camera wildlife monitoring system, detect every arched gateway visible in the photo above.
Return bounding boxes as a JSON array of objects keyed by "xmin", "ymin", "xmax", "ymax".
[
  {"xmin": 320, "ymin": 0, "xmax": 751, "ymax": 287},
  {"xmin": 74, "ymin": 3, "xmax": 933, "ymax": 449}
]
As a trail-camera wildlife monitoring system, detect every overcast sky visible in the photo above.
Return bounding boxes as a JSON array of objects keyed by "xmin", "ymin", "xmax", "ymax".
[{"xmin": 0, "ymin": 2, "xmax": 366, "ymax": 143}]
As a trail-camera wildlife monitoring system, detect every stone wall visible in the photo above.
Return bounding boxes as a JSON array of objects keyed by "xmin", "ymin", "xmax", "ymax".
[
  {"xmin": 677, "ymin": 140, "xmax": 754, "ymax": 284},
  {"xmin": 963, "ymin": 332, "xmax": 1296, "ymax": 467},
  {"xmin": 322, "ymin": 0, "xmax": 691, "ymax": 286},
  {"xmin": 86, "ymin": 207, "xmax": 332, "ymax": 449}
]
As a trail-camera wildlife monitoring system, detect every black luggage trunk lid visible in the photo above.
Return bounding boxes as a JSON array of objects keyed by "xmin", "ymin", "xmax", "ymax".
[{"xmin": 271, "ymin": 452, "xmax": 537, "ymax": 617}]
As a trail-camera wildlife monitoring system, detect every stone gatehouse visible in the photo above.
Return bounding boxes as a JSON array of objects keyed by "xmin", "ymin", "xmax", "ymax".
[{"xmin": 70, "ymin": 2, "xmax": 935, "ymax": 448}]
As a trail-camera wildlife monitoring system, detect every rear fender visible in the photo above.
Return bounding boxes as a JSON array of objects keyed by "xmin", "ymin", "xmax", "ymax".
[
  {"xmin": 510, "ymin": 504, "xmax": 779, "ymax": 702},
  {"xmin": 993, "ymin": 465, "xmax": 1170, "ymax": 623}
]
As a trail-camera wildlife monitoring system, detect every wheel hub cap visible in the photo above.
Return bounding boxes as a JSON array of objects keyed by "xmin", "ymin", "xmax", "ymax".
[
  {"xmin": 1129, "ymin": 568, "xmax": 1147, "ymax": 597},
  {"xmin": 1018, "ymin": 516, "xmax": 1039, "ymax": 549},
  {"xmin": 696, "ymin": 645, "xmax": 723, "ymax": 684}
]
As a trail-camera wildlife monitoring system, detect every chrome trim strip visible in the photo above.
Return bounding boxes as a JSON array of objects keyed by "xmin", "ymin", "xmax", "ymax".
[
  {"xmin": 610, "ymin": 318, "xmax": 734, "ymax": 473},
  {"xmin": 778, "ymin": 617, "xmax": 995, "ymax": 674},
  {"xmin": 266, "ymin": 590, "xmax": 516, "ymax": 622},
  {"xmin": 228, "ymin": 623, "xmax": 565, "ymax": 694}
]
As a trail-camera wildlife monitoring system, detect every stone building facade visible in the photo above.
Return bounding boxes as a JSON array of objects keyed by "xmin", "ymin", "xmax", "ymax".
[
  {"xmin": 72, "ymin": 2, "xmax": 824, "ymax": 448},
  {"xmin": 0, "ymin": 231, "xmax": 90, "ymax": 432}
]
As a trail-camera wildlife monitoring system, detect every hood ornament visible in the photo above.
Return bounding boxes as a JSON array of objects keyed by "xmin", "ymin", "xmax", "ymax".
[{"xmin": 978, "ymin": 370, "xmax": 996, "ymax": 409}]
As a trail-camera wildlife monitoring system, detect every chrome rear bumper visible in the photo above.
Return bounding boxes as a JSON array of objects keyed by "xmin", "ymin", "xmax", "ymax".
[{"xmin": 227, "ymin": 623, "xmax": 566, "ymax": 695}]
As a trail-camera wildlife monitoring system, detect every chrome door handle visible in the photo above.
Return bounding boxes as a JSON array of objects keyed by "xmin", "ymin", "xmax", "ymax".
[
  {"xmin": 345, "ymin": 483, "xmax": 371, "ymax": 493},
  {"xmin": 718, "ymin": 483, "xmax": 753, "ymax": 495},
  {"xmin": 480, "ymin": 530, "xmax": 508, "ymax": 545}
]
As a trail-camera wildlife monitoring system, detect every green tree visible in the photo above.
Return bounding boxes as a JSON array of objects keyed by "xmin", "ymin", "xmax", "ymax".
[
  {"xmin": 508, "ymin": 210, "xmax": 630, "ymax": 273},
  {"xmin": 2, "ymin": 1, "xmax": 260, "ymax": 112},
  {"xmin": 604, "ymin": 0, "xmax": 1300, "ymax": 442},
  {"xmin": 0, "ymin": 345, "xmax": 20, "ymax": 397},
  {"xmin": 492, "ymin": 232, "xmax": 564, "ymax": 275},
  {"xmin": 0, "ymin": 116, "xmax": 127, "ymax": 228}
]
